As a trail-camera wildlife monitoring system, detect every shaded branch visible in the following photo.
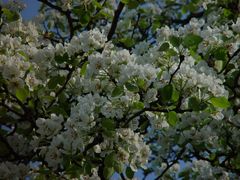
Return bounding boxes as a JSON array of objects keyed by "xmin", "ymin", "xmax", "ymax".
[
  {"xmin": 155, "ymin": 147, "xmax": 186, "ymax": 179},
  {"xmin": 107, "ymin": 2, "xmax": 125, "ymax": 41},
  {"xmin": 171, "ymin": 11, "xmax": 204, "ymax": 25},
  {"xmin": 38, "ymin": 0, "xmax": 75, "ymax": 39},
  {"xmin": 47, "ymin": 66, "xmax": 75, "ymax": 109},
  {"xmin": 0, "ymin": 101, "xmax": 23, "ymax": 117},
  {"xmin": 169, "ymin": 55, "xmax": 185, "ymax": 84},
  {"xmin": 123, "ymin": 105, "xmax": 191, "ymax": 128},
  {"xmin": 218, "ymin": 47, "xmax": 240, "ymax": 74}
]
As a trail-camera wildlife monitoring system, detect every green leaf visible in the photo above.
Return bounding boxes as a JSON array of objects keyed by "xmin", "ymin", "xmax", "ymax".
[
  {"xmin": 47, "ymin": 76, "xmax": 65, "ymax": 89},
  {"xmin": 210, "ymin": 96, "xmax": 230, "ymax": 109},
  {"xmin": 167, "ymin": 111, "xmax": 179, "ymax": 126},
  {"xmin": 101, "ymin": 118, "xmax": 116, "ymax": 138},
  {"xmin": 16, "ymin": 87, "xmax": 29, "ymax": 102},
  {"xmin": 121, "ymin": 0, "xmax": 129, "ymax": 4},
  {"xmin": 213, "ymin": 47, "xmax": 228, "ymax": 61},
  {"xmin": 169, "ymin": 36, "xmax": 181, "ymax": 47},
  {"xmin": 179, "ymin": 169, "xmax": 190, "ymax": 178},
  {"xmin": 80, "ymin": 12, "xmax": 90, "ymax": 25},
  {"xmin": 103, "ymin": 167, "xmax": 114, "ymax": 179},
  {"xmin": 111, "ymin": 86, "xmax": 124, "ymax": 97},
  {"xmin": 139, "ymin": 19, "xmax": 148, "ymax": 29},
  {"xmin": 214, "ymin": 60, "xmax": 223, "ymax": 72},
  {"xmin": 136, "ymin": 78, "xmax": 146, "ymax": 90},
  {"xmin": 80, "ymin": 61, "xmax": 88, "ymax": 76},
  {"xmin": 188, "ymin": 97, "xmax": 207, "ymax": 111},
  {"xmin": 83, "ymin": 161, "xmax": 92, "ymax": 175},
  {"xmin": 114, "ymin": 162, "xmax": 124, "ymax": 173},
  {"xmin": 133, "ymin": 102, "xmax": 144, "ymax": 110},
  {"xmin": 18, "ymin": 51, "xmax": 29, "ymax": 61},
  {"xmin": 171, "ymin": 86, "xmax": 179, "ymax": 102},
  {"xmin": 93, "ymin": 0, "xmax": 102, "ymax": 8},
  {"xmin": 0, "ymin": 141, "xmax": 10, "ymax": 156},
  {"xmin": 48, "ymin": 106, "xmax": 68, "ymax": 117},
  {"xmin": 102, "ymin": 129, "xmax": 115, "ymax": 138},
  {"xmin": 183, "ymin": 34, "xmax": 203, "ymax": 48},
  {"xmin": 159, "ymin": 84, "xmax": 173, "ymax": 103},
  {"xmin": 126, "ymin": 166, "xmax": 134, "ymax": 179},
  {"xmin": 2, "ymin": 8, "xmax": 19, "ymax": 22},
  {"xmin": 188, "ymin": 97, "xmax": 200, "ymax": 111},
  {"xmin": 125, "ymin": 82, "xmax": 139, "ymax": 92},
  {"xmin": 55, "ymin": 53, "xmax": 69, "ymax": 64},
  {"xmin": 119, "ymin": 38, "xmax": 135, "ymax": 48},
  {"xmin": 166, "ymin": 48, "xmax": 178, "ymax": 56},
  {"xmin": 102, "ymin": 119, "xmax": 115, "ymax": 131},
  {"xmin": 159, "ymin": 42, "xmax": 170, "ymax": 51},
  {"xmin": 104, "ymin": 152, "xmax": 117, "ymax": 167},
  {"xmin": 128, "ymin": 0, "xmax": 140, "ymax": 9}
]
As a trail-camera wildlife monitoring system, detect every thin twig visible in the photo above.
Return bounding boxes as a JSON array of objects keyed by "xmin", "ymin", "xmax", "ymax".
[
  {"xmin": 169, "ymin": 55, "xmax": 184, "ymax": 84},
  {"xmin": 155, "ymin": 147, "xmax": 185, "ymax": 179},
  {"xmin": 218, "ymin": 47, "xmax": 240, "ymax": 74},
  {"xmin": 0, "ymin": 102, "xmax": 23, "ymax": 117},
  {"xmin": 47, "ymin": 67, "xmax": 75, "ymax": 109}
]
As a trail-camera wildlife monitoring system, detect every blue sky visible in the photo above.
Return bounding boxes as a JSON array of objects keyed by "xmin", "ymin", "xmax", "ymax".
[
  {"xmin": 1, "ymin": 0, "xmax": 40, "ymax": 20},
  {"xmin": 21, "ymin": 0, "xmax": 40, "ymax": 20}
]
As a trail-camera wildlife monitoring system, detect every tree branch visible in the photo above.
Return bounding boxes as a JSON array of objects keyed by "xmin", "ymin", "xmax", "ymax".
[
  {"xmin": 218, "ymin": 47, "xmax": 240, "ymax": 74},
  {"xmin": 47, "ymin": 67, "xmax": 75, "ymax": 109},
  {"xmin": 171, "ymin": 11, "xmax": 204, "ymax": 25},
  {"xmin": 38, "ymin": 0, "xmax": 75, "ymax": 39},
  {"xmin": 155, "ymin": 147, "xmax": 185, "ymax": 179},
  {"xmin": 169, "ymin": 55, "xmax": 184, "ymax": 84},
  {"xmin": 107, "ymin": 2, "xmax": 125, "ymax": 41}
]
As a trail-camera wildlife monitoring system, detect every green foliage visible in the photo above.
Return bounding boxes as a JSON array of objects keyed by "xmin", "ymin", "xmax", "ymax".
[
  {"xmin": 102, "ymin": 119, "xmax": 116, "ymax": 137},
  {"xmin": 169, "ymin": 36, "xmax": 182, "ymax": 48},
  {"xmin": 133, "ymin": 101, "xmax": 144, "ymax": 110},
  {"xmin": 112, "ymin": 86, "xmax": 124, "ymax": 97},
  {"xmin": 0, "ymin": 141, "xmax": 10, "ymax": 156},
  {"xmin": 16, "ymin": 87, "xmax": 29, "ymax": 102},
  {"xmin": 126, "ymin": 166, "xmax": 134, "ymax": 179},
  {"xmin": 213, "ymin": 47, "xmax": 228, "ymax": 61},
  {"xmin": 167, "ymin": 111, "xmax": 179, "ymax": 126},
  {"xmin": 103, "ymin": 167, "xmax": 114, "ymax": 179},
  {"xmin": 55, "ymin": 53, "xmax": 69, "ymax": 64},
  {"xmin": 119, "ymin": 38, "xmax": 135, "ymax": 48},
  {"xmin": 210, "ymin": 96, "xmax": 230, "ymax": 109},
  {"xmin": 80, "ymin": 61, "xmax": 88, "ymax": 76},
  {"xmin": 47, "ymin": 75, "xmax": 65, "ymax": 89},
  {"xmin": 2, "ymin": 8, "xmax": 19, "ymax": 22},
  {"xmin": 188, "ymin": 97, "xmax": 207, "ymax": 111},
  {"xmin": 183, "ymin": 34, "xmax": 203, "ymax": 49},
  {"xmin": 159, "ymin": 42, "xmax": 170, "ymax": 51},
  {"xmin": 159, "ymin": 84, "xmax": 173, "ymax": 103},
  {"xmin": 125, "ymin": 82, "xmax": 139, "ymax": 92}
]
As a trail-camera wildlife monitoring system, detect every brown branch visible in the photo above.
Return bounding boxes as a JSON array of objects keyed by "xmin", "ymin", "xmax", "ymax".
[
  {"xmin": 0, "ymin": 102, "xmax": 23, "ymax": 117},
  {"xmin": 155, "ymin": 147, "xmax": 186, "ymax": 179},
  {"xmin": 47, "ymin": 67, "xmax": 75, "ymax": 109},
  {"xmin": 131, "ymin": 13, "xmax": 140, "ymax": 38},
  {"xmin": 107, "ymin": 2, "xmax": 125, "ymax": 41},
  {"xmin": 169, "ymin": 55, "xmax": 185, "ymax": 84},
  {"xmin": 122, "ymin": 105, "xmax": 191, "ymax": 128},
  {"xmin": 38, "ymin": 0, "xmax": 75, "ymax": 39},
  {"xmin": 218, "ymin": 47, "xmax": 240, "ymax": 74},
  {"xmin": 171, "ymin": 11, "xmax": 204, "ymax": 25}
]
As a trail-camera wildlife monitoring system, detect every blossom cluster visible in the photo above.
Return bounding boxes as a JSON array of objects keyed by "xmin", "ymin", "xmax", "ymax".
[{"xmin": 1, "ymin": 0, "xmax": 240, "ymax": 179}]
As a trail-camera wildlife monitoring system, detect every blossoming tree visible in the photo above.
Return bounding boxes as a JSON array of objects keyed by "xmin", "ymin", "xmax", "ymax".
[{"xmin": 0, "ymin": 0, "xmax": 240, "ymax": 179}]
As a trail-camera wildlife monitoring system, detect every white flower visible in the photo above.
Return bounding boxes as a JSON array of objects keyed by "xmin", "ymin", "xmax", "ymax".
[
  {"xmin": 232, "ymin": 17, "xmax": 240, "ymax": 33},
  {"xmin": 36, "ymin": 114, "xmax": 64, "ymax": 138}
]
